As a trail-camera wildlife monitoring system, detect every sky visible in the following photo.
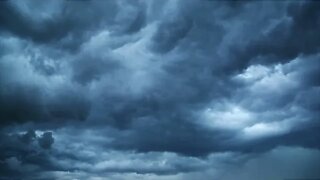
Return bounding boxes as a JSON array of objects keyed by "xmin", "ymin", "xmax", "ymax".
[{"xmin": 0, "ymin": 0, "xmax": 320, "ymax": 179}]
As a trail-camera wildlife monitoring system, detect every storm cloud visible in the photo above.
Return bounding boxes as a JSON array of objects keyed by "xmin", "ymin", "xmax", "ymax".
[{"xmin": 0, "ymin": 0, "xmax": 320, "ymax": 179}]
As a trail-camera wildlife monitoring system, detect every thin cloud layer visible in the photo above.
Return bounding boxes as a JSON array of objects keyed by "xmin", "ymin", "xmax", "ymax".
[{"xmin": 0, "ymin": 0, "xmax": 319, "ymax": 179}]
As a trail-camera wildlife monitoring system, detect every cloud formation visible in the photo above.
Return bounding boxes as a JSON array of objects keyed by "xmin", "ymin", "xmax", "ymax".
[{"xmin": 0, "ymin": 0, "xmax": 319, "ymax": 179}]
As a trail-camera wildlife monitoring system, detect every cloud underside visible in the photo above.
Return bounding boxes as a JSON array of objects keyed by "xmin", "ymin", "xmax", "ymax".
[{"xmin": 0, "ymin": 0, "xmax": 319, "ymax": 179}]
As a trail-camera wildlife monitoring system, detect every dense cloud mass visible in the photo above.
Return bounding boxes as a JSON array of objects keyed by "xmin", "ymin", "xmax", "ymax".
[{"xmin": 0, "ymin": 0, "xmax": 320, "ymax": 179}]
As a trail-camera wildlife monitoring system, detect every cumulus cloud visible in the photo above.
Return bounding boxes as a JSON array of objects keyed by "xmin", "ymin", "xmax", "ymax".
[{"xmin": 0, "ymin": 0, "xmax": 319, "ymax": 179}]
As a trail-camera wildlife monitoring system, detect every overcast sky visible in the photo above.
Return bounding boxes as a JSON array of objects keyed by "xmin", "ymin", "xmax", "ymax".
[{"xmin": 0, "ymin": 0, "xmax": 320, "ymax": 179}]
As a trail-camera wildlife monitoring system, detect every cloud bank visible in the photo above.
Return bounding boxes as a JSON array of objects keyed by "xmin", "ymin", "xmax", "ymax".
[{"xmin": 0, "ymin": 0, "xmax": 319, "ymax": 179}]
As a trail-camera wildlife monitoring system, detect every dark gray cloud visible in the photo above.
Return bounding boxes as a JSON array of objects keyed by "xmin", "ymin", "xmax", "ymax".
[
  {"xmin": 151, "ymin": 16, "xmax": 194, "ymax": 53},
  {"xmin": 231, "ymin": 1, "xmax": 320, "ymax": 67},
  {"xmin": 0, "ymin": 130, "xmax": 58, "ymax": 179},
  {"xmin": 0, "ymin": 78, "xmax": 91, "ymax": 126},
  {"xmin": 38, "ymin": 132, "xmax": 54, "ymax": 149},
  {"xmin": 1, "ymin": 0, "xmax": 320, "ymax": 179},
  {"xmin": 0, "ymin": 0, "xmax": 117, "ymax": 51}
]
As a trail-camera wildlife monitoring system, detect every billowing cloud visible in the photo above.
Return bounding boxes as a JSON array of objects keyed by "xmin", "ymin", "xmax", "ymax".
[{"xmin": 0, "ymin": 0, "xmax": 319, "ymax": 179}]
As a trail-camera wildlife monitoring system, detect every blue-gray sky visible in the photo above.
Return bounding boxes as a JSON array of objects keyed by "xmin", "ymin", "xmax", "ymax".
[{"xmin": 0, "ymin": 0, "xmax": 320, "ymax": 179}]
